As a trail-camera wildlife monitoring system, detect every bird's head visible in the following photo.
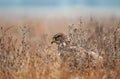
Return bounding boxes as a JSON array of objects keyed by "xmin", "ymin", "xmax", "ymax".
[{"xmin": 51, "ymin": 33, "xmax": 67, "ymax": 45}]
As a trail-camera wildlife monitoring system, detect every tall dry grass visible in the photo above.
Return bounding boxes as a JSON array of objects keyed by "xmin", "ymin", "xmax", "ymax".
[{"xmin": 0, "ymin": 17, "xmax": 120, "ymax": 79}]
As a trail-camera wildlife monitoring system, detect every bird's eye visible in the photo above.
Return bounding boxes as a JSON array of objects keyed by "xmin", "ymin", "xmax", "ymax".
[
  {"xmin": 54, "ymin": 37, "xmax": 58, "ymax": 41},
  {"xmin": 53, "ymin": 37, "xmax": 58, "ymax": 42}
]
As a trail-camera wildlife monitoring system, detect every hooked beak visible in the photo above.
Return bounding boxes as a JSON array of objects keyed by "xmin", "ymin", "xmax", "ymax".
[
  {"xmin": 51, "ymin": 41, "xmax": 54, "ymax": 44},
  {"xmin": 51, "ymin": 40, "xmax": 55, "ymax": 44}
]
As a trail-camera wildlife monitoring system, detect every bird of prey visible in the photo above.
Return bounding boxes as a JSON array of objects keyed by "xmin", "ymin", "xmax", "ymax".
[{"xmin": 51, "ymin": 33, "xmax": 103, "ymax": 69}]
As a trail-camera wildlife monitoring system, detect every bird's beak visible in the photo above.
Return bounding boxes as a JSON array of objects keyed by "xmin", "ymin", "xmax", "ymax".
[
  {"xmin": 51, "ymin": 40, "xmax": 55, "ymax": 44},
  {"xmin": 51, "ymin": 41, "xmax": 54, "ymax": 44}
]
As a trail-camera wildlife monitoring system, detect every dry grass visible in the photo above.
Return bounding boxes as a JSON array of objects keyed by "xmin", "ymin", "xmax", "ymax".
[{"xmin": 0, "ymin": 17, "xmax": 120, "ymax": 79}]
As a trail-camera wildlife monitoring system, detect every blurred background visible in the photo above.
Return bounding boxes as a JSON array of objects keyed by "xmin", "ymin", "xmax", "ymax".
[{"xmin": 0, "ymin": 0, "xmax": 120, "ymax": 36}]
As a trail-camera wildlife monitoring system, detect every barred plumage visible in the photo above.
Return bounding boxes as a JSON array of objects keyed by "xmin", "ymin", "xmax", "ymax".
[{"xmin": 51, "ymin": 33, "xmax": 103, "ymax": 69}]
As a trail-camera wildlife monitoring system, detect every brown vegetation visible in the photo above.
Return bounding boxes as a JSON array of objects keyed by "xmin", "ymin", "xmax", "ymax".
[{"xmin": 0, "ymin": 17, "xmax": 120, "ymax": 79}]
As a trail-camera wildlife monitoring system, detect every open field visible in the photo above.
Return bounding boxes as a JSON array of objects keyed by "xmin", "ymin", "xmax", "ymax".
[{"xmin": 0, "ymin": 17, "xmax": 120, "ymax": 79}]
